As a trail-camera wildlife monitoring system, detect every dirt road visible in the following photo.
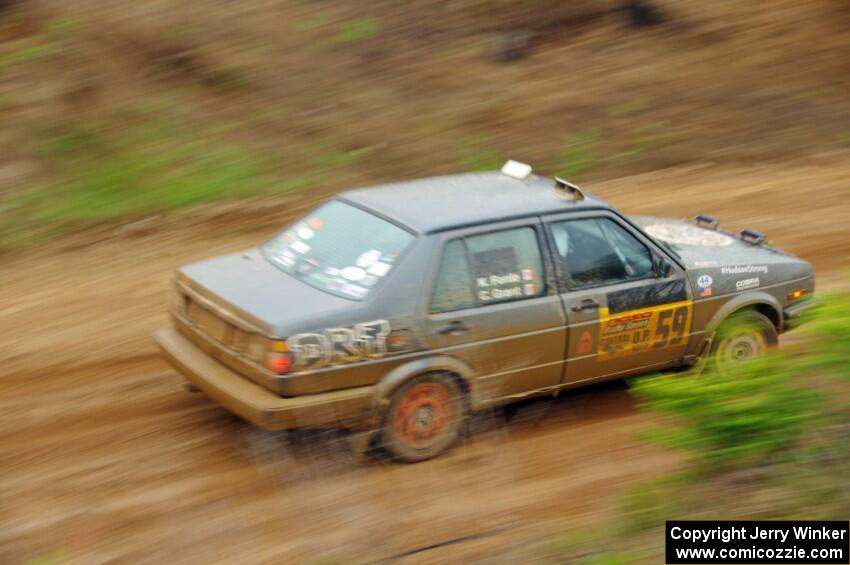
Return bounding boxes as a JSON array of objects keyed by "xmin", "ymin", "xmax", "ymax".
[{"xmin": 2, "ymin": 156, "xmax": 849, "ymax": 563}]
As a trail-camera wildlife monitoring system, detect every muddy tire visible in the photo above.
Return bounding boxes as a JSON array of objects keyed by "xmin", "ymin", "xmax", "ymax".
[
  {"xmin": 381, "ymin": 373, "xmax": 466, "ymax": 463},
  {"xmin": 709, "ymin": 310, "xmax": 778, "ymax": 374}
]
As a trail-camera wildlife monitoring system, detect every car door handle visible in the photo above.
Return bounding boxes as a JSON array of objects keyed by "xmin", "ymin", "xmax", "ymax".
[
  {"xmin": 571, "ymin": 298, "xmax": 600, "ymax": 312},
  {"xmin": 438, "ymin": 320, "xmax": 469, "ymax": 335}
]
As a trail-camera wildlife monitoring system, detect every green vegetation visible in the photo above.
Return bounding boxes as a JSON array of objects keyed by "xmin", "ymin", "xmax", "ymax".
[
  {"xmin": 796, "ymin": 292, "xmax": 850, "ymax": 380},
  {"xmin": 24, "ymin": 551, "xmax": 66, "ymax": 565},
  {"xmin": 631, "ymin": 296, "xmax": 849, "ymax": 508},
  {"xmin": 577, "ymin": 553, "xmax": 637, "ymax": 565},
  {"xmin": 0, "ymin": 17, "xmax": 84, "ymax": 69},
  {"xmin": 531, "ymin": 295, "xmax": 850, "ymax": 561},
  {"xmin": 550, "ymin": 123, "xmax": 678, "ymax": 179},
  {"xmin": 333, "ymin": 17, "xmax": 381, "ymax": 44},
  {"xmin": 615, "ymin": 122, "xmax": 673, "ymax": 163},
  {"xmin": 0, "ymin": 108, "xmax": 385, "ymax": 250},
  {"xmin": 457, "ymin": 136, "xmax": 504, "ymax": 172},
  {"xmin": 554, "ymin": 129, "xmax": 600, "ymax": 178},
  {"xmin": 633, "ymin": 352, "xmax": 821, "ymax": 470},
  {"xmin": 537, "ymin": 529, "xmax": 640, "ymax": 564},
  {"xmin": 619, "ymin": 477, "xmax": 684, "ymax": 533},
  {"xmin": 31, "ymin": 122, "xmax": 275, "ymax": 222},
  {"xmin": 310, "ymin": 144, "xmax": 377, "ymax": 170}
]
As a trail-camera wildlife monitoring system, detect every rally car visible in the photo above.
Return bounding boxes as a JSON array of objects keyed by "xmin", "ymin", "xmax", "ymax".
[{"xmin": 155, "ymin": 160, "xmax": 815, "ymax": 462}]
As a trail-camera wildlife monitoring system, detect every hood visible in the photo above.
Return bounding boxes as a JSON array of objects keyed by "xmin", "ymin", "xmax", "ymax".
[
  {"xmin": 630, "ymin": 216, "xmax": 812, "ymax": 296},
  {"xmin": 179, "ymin": 248, "xmax": 366, "ymax": 336}
]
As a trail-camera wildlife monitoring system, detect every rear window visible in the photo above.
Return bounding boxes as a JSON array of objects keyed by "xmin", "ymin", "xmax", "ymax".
[{"xmin": 262, "ymin": 200, "xmax": 415, "ymax": 300}]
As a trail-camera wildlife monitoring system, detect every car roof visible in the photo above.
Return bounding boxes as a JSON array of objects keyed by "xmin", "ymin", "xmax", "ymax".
[{"xmin": 337, "ymin": 171, "xmax": 610, "ymax": 234}]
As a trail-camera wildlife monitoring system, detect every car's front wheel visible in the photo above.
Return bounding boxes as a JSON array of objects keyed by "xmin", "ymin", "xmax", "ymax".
[
  {"xmin": 709, "ymin": 310, "xmax": 778, "ymax": 374},
  {"xmin": 381, "ymin": 373, "xmax": 466, "ymax": 463}
]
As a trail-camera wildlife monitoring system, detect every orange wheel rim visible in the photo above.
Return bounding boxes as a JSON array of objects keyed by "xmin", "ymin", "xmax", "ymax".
[{"xmin": 393, "ymin": 383, "xmax": 453, "ymax": 450}]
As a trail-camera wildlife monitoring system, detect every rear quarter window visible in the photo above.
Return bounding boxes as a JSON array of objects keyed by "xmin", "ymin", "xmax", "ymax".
[{"xmin": 430, "ymin": 226, "xmax": 545, "ymax": 313}]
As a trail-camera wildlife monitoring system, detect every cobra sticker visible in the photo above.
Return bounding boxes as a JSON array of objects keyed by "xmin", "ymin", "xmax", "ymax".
[
  {"xmin": 598, "ymin": 300, "xmax": 693, "ymax": 359},
  {"xmin": 735, "ymin": 277, "xmax": 760, "ymax": 291},
  {"xmin": 287, "ymin": 319, "xmax": 392, "ymax": 370}
]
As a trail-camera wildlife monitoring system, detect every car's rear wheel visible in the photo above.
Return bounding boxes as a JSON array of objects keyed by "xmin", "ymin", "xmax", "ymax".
[
  {"xmin": 382, "ymin": 373, "xmax": 466, "ymax": 463},
  {"xmin": 709, "ymin": 310, "xmax": 778, "ymax": 374}
]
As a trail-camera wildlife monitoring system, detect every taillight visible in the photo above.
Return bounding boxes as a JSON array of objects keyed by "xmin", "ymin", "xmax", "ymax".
[{"xmin": 266, "ymin": 352, "xmax": 292, "ymax": 374}]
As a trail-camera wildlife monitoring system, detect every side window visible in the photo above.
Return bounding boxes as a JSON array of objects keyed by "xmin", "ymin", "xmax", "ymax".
[
  {"xmin": 549, "ymin": 218, "xmax": 653, "ymax": 288},
  {"xmin": 466, "ymin": 227, "xmax": 545, "ymax": 305},
  {"xmin": 429, "ymin": 227, "xmax": 545, "ymax": 313},
  {"xmin": 430, "ymin": 239, "xmax": 475, "ymax": 313},
  {"xmin": 598, "ymin": 219, "xmax": 654, "ymax": 279}
]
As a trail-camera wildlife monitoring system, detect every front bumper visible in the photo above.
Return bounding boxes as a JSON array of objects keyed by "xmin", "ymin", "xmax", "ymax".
[
  {"xmin": 783, "ymin": 298, "xmax": 815, "ymax": 332},
  {"xmin": 154, "ymin": 328, "xmax": 375, "ymax": 430}
]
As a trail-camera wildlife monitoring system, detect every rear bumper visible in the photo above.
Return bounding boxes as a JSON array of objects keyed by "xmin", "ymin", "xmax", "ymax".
[{"xmin": 154, "ymin": 328, "xmax": 375, "ymax": 430}]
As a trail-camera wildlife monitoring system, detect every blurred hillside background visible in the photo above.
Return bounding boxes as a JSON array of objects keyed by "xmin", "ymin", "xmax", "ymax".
[
  {"xmin": 1, "ymin": 0, "xmax": 850, "ymax": 247},
  {"xmin": 2, "ymin": 3, "xmax": 850, "ymax": 564}
]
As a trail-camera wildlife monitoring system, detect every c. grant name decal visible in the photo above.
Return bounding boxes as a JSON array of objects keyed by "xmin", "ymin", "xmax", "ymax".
[{"xmin": 287, "ymin": 319, "xmax": 392, "ymax": 370}]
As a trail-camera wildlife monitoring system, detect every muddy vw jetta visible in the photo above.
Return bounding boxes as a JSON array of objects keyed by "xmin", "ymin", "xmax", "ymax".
[{"xmin": 155, "ymin": 161, "xmax": 815, "ymax": 462}]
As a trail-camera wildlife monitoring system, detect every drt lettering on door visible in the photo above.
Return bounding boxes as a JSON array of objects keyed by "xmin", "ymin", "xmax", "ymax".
[{"xmin": 597, "ymin": 300, "xmax": 692, "ymax": 359}]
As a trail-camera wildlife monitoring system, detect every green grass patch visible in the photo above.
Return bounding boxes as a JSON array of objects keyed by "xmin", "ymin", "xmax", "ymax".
[
  {"xmin": 632, "ymin": 351, "xmax": 822, "ymax": 471},
  {"xmin": 457, "ymin": 136, "xmax": 503, "ymax": 172},
  {"xmin": 0, "ymin": 112, "xmax": 382, "ymax": 251},
  {"xmin": 554, "ymin": 129, "xmax": 600, "ymax": 178},
  {"xmin": 577, "ymin": 552, "xmax": 638, "ymax": 565},
  {"xmin": 311, "ymin": 145, "xmax": 376, "ymax": 169},
  {"xmin": 0, "ymin": 17, "xmax": 85, "ymax": 70},
  {"xmin": 608, "ymin": 122, "xmax": 675, "ymax": 165},
  {"xmin": 0, "ymin": 41, "xmax": 58, "ymax": 68},
  {"xmin": 26, "ymin": 123, "xmax": 277, "ymax": 222},
  {"xmin": 333, "ymin": 17, "xmax": 381, "ymax": 44}
]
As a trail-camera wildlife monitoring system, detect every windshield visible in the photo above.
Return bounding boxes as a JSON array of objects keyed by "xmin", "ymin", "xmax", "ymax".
[{"xmin": 262, "ymin": 200, "xmax": 415, "ymax": 300}]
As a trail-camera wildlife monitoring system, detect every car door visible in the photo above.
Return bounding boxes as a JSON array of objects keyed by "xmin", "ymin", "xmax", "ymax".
[
  {"xmin": 544, "ymin": 211, "xmax": 693, "ymax": 384},
  {"xmin": 420, "ymin": 218, "xmax": 567, "ymax": 401}
]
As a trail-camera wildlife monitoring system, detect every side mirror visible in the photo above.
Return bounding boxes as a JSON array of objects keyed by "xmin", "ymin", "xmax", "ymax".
[{"xmin": 655, "ymin": 256, "xmax": 674, "ymax": 278}]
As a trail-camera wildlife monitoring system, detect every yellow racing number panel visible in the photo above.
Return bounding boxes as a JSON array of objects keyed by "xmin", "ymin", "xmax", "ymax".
[{"xmin": 597, "ymin": 300, "xmax": 693, "ymax": 359}]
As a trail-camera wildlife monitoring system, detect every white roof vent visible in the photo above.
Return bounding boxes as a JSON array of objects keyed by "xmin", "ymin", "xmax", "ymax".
[{"xmin": 500, "ymin": 159, "xmax": 532, "ymax": 180}]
